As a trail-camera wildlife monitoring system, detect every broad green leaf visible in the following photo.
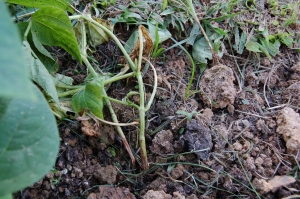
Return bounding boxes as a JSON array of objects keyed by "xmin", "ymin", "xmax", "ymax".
[
  {"xmin": 245, "ymin": 41, "xmax": 262, "ymax": 53},
  {"xmin": 23, "ymin": 41, "xmax": 59, "ymax": 104},
  {"xmin": 0, "ymin": 84, "xmax": 59, "ymax": 196},
  {"xmin": 0, "ymin": 194, "xmax": 12, "ymax": 199},
  {"xmin": 71, "ymin": 90, "xmax": 86, "ymax": 113},
  {"xmin": 31, "ymin": 32, "xmax": 59, "ymax": 73},
  {"xmin": 148, "ymin": 22, "xmax": 171, "ymax": 43},
  {"xmin": 31, "ymin": 6, "xmax": 81, "ymax": 63},
  {"xmin": 192, "ymin": 37, "xmax": 212, "ymax": 64},
  {"xmin": 84, "ymin": 78, "xmax": 104, "ymax": 119},
  {"xmin": 0, "ymin": 3, "xmax": 34, "ymax": 100},
  {"xmin": 17, "ymin": 22, "xmax": 59, "ymax": 74},
  {"xmin": 87, "ymin": 18, "xmax": 113, "ymax": 47},
  {"xmin": 5, "ymin": 0, "xmax": 74, "ymax": 13}
]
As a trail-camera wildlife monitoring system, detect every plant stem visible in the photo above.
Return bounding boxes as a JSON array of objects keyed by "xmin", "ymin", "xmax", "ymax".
[
  {"xmin": 81, "ymin": 15, "xmax": 137, "ymax": 71},
  {"xmin": 137, "ymin": 26, "xmax": 148, "ymax": 170},
  {"xmin": 101, "ymin": 87, "xmax": 136, "ymax": 167},
  {"xmin": 187, "ymin": 0, "xmax": 219, "ymax": 65},
  {"xmin": 104, "ymin": 72, "xmax": 135, "ymax": 85},
  {"xmin": 58, "ymin": 88, "xmax": 82, "ymax": 98},
  {"xmin": 81, "ymin": 55, "xmax": 98, "ymax": 78},
  {"xmin": 102, "ymin": 95, "xmax": 139, "ymax": 109},
  {"xmin": 23, "ymin": 21, "xmax": 32, "ymax": 40}
]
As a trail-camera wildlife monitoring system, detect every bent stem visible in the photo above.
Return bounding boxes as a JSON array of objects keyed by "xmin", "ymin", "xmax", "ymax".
[{"xmin": 78, "ymin": 23, "xmax": 137, "ymax": 167}]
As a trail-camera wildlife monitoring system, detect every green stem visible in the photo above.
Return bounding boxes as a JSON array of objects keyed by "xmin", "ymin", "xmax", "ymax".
[
  {"xmin": 102, "ymin": 87, "xmax": 136, "ymax": 167},
  {"xmin": 23, "ymin": 20, "xmax": 32, "ymax": 40},
  {"xmin": 58, "ymin": 88, "xmax": 82, "ymax": 98},
  {"xmin": 137, "ymin": 27, "xmax": 148, "ymax": 170},
  {"xmin": 81, "ymin": 55, "xmax": 98, "ymax": 78},
  {"xmin": 56, "ymin": 85, "xmax": 83, "ymax": 89},
  {"xmin": 104, "ymin": 72, "xmax": 135, "ymax": 85},
  {"xmin": 102, "ymin": 95, "xmax": 139, "ymax": 109},
  {"xmin": 81, "ymin": 15, "xmax": 137, "ymax": 71}
]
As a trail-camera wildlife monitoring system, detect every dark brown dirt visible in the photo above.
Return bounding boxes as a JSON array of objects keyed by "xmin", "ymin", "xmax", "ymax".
[{"xmin": 14, "ymin": 1, "xmax": 300, "ymax": 199}]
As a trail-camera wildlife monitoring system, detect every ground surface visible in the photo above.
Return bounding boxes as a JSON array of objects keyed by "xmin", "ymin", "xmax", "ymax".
[{"xmin": 14, "ymin": 1, "xmax": 300, "ymax": 199}]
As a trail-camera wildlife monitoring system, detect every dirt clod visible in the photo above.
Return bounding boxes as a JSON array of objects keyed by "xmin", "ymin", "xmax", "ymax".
[
  {"xmin": 181, "ymin": 119, "xmax": 212, "ymax": 160},
  {"xmin": 150, "ymin": 130, "xmax": 174, "ymax": 154},
  {"xmin": 88, "ymin": 186, "xmax": 136, "ymax": 199},
  {"xmin": 253, "ymin": 175, "xmax": 296, "ymax": 194},
  {"xmin": 199, "ymin": 64, "xmax": 236, "ymax": 109},
  {"xmin": 277, "ymin": 107, "xmax": 300, "ymax": 154},
  {"xmin": 93, "ymin": 165, "xmax": 117, "ymax": 184}
]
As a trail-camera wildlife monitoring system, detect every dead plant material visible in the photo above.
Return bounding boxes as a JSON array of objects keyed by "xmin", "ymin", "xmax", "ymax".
[{"xmin": 130, "ymin": 25, "xmax": 153, "ymax": 61}]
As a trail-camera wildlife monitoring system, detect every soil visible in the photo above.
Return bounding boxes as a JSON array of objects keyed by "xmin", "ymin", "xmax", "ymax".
[{"xmin": 14, "ymin": 1, "xmax": 300, "ymax": 199}]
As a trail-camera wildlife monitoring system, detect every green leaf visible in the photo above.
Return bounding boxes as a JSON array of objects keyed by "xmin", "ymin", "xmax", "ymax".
[
  {"xmin": 238, "ymin": 31, "xmax": 247, "ymax": 54},
  {"xmin": 23, "ymin": 41, "xmax": 59, "ymax": 104},
  {"xmin": 6, "ymin": 0, "xmax": 74, "ymax": 13},
  {"xmin": 0, "ymin": 3, "xmax": 34, "ymax": 100},
  {"xmin": 0, "ymin": 84, "xmax": 59, "ymax": 196},
  {"xmin": 0, "ymin": 194, "xmax": 12, "ymax": 199},
  {"xmin": 31, "ymin": 6, "xmax": 81, "ymax": 63},
  {"xmin": 148, "ymin": 22, "xmax": 171, "ymax": 43},
  {"xmin": 245, "ymin": 41, "xmax": 262, "ymax": 53},
  {"xmin": 192, "ymin": 37, "xmax": 212, "ymax": 63},
  {"xmin": 71, "ymin": 89, "xmax": 86, "ymax": 113},
  {"xmin": 124, "ymin": 29, "xmax": 138, "ymax": 54},
  {"xmin": 31, "ymin": 31, "xmax": 59, "ymax": 73},
  {"xmin": 84, "ymin": 78, "xmax": 104, "ymax": 119}
]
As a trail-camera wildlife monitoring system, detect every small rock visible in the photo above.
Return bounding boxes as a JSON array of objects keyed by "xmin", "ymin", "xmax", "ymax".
[
  {"xmin": 170, "ymin": 164, "xmax": 185, "ymax": 180},
  {"xmin": 277, "ymin": 107, "xmax": 300, "ymax": 154},
  {"xmin": 253, "ymin": 175, "xmax": 296, "ymax": 194},
  {"xmin": 143, "ymin": 190, "xmax": 172, "ymax": 199}
]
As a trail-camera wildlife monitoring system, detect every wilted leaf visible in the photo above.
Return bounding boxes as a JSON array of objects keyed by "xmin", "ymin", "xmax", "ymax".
[
  {"xmin": 87, "ymin": 18, "xmax": 114, "ymax": 47},
  {"xmin": 130, "ymin": 25, "xmax": 153, "ymax": 61},
  {"xmin": 31, "ymin": 31, "xmax": 59, "ymax": 73},
  {"xmin": 23, "ymin": 41, "xmax": 59, "ymax": 104}
]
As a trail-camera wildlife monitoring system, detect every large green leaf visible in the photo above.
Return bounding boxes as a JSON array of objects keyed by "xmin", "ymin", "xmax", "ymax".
[
  {"xmin": 17, "ymin": 22, "xmax": 58, "ymax": 74},
  {"xmin": 0, "ymin": 84, "xmax": 59, "ymax": 196},
  {"xmin": 31, "ymin": 6, "xmax": 81, "ymax": 63},
  {"xmin": 6, "ymin": 0, "xmax": 74, "ymax": 13},
  {"xmin": 84, "ymin": 78, "xmax": 104, "ymax": 119},
  {"xmin": 0, "ymin": 3, "xmax": 34, "ymax": 100},
  {"xmin": 23, "ymin": 41, "xmax": 59, "ymax": 104}
]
